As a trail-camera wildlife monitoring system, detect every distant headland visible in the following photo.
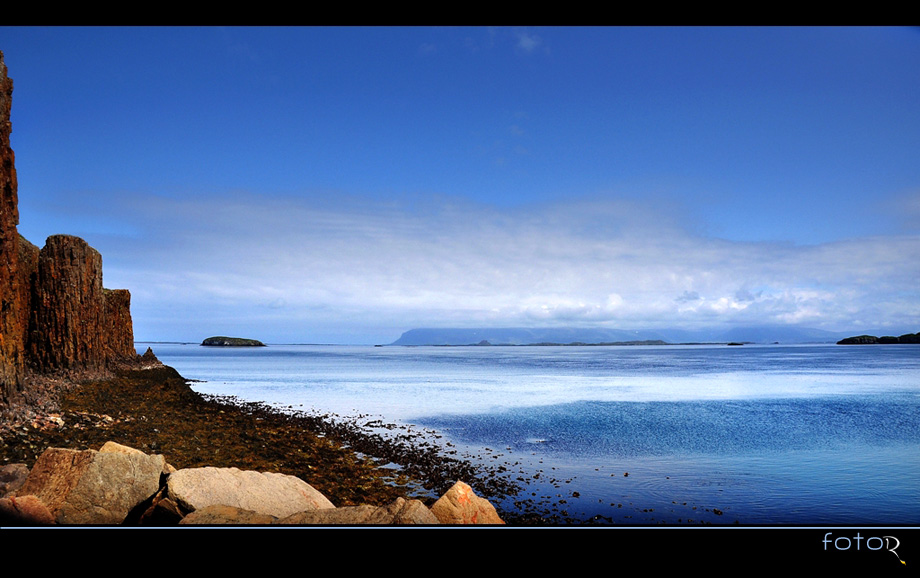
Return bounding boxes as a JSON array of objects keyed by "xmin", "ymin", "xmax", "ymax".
[
  {"xmin": 201, "ymin": 336, "xmax": 266, "ymax": 347},
  {"xmin": 390, "ymin": 328, "xmax": 736, "ymax": 347},
  {"xmin": 836, "ymin": 332, "xmax": 919, "ymax": 345},
  {"xmin": 390, "ymin": 327, "xmax": 919, "ymax": 347}
]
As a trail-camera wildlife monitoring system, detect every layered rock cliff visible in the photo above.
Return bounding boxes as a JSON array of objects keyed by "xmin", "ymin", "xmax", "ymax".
[
  {"xmin": 1, "ymin": 50, "xmax": 26, "ymax": 407},
  {"xmin": 1, "ymin": 51, "xmax": 137, "ymax": 414}
]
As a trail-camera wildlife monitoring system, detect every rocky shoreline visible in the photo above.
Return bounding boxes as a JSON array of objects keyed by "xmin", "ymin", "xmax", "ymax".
[
  {"xmin": 0, "ymin": 357, "xmax": 545, "ymax": 525},
  {"xmin": 3, "ymin": 51, "xmax": 584, "ymax": 527}
]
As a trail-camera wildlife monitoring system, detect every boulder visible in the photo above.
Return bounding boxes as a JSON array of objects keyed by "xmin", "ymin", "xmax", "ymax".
[
  {"xmin": 100, "ymin": 440, "xmax": 174, "ymax": 474},
  {"xmin": 430, "ymin": 481, "xmax": 505, "ymax": 525},
  {"xmin": 166, "ymin": 467, "xmax": 334, "ymax": 518},
  {"xmin": 1, "ymin": 439, "xmax": 506, "ymax": 526},
  {"xmin": 279, "ymin": 497, "xmax": 439, "ymax": 525},
  {"xmin": 16, "ymin": 446, "xmax": 166, "ymax": 524},
  {"xmin": 0, "ymin": 494, "xmax": 55, "ymax": 525}
]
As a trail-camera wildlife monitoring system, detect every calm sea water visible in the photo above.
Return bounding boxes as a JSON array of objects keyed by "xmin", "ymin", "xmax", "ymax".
[{"xmin": 141, "ymin": 342, "xmax": 920, "ymax": 525}]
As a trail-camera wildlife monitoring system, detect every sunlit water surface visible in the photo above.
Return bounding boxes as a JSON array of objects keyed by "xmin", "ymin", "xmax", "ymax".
[{"xmin": 142, "ymin": 343, "xmax": 920, "ymax": 525}]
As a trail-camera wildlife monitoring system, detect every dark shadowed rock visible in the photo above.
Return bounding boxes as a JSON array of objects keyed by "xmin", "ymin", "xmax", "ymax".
[
  {"xmin": 0, "ymin": 463, "xmax": 29, "ymax": 498},
  {"xmin": 138, "ymin": 487, "xmax": 185, "ymax": 526}
]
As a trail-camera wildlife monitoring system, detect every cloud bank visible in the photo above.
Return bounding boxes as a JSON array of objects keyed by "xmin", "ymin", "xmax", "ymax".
[{"xmin": 49, "ymin": 189, "xmax": 918, "ymax": 343}]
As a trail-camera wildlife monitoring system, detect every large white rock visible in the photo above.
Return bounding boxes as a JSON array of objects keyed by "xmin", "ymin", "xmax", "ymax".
[{"xmin": 167, "ymin": 467, "xmax": 334, "ymax": 518}]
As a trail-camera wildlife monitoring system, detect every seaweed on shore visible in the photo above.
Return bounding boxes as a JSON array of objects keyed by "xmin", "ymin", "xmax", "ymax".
[
  {"xmin": 0, "ymin": 365, "xmax": 530, "ymax": 519},
  {"xmin": 276, "ymin": 405, "xmax": 524, "ymax": 505},
  {"xmin": 2, "ymin": 367, "xmax": 405, "ymax": 507}
]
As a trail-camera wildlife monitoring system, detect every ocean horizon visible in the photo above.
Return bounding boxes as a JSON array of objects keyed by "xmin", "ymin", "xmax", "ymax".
[{"xmin": 141, "ymin": 341, "xmax": 920, "ymax": 525}]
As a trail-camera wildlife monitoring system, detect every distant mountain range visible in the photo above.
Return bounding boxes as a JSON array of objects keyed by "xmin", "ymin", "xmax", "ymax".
[{"xmin": 388, "ymin": 326, "xmax": 906, "ymax": 346}]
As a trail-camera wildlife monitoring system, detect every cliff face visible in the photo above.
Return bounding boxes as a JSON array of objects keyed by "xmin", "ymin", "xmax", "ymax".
[
  {"xmin": 0, "ymin": 51, "xmax": 137, "ymax": 412},
  {"xmin": 1, "ymin": 50, "xmax": 25, "ymax": 406},
  {"xmin": 29, "ymin": 235, "xmax": 124, "ymax": 371},
  {"xmin": 103, "ymin": 288, "xmax": 135, "ymax": 362}
]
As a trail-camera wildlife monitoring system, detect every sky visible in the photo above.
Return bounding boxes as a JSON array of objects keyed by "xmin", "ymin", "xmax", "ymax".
[{"xmin": 1, "ymin": 26, "xmax": 918, "ymax": 344}]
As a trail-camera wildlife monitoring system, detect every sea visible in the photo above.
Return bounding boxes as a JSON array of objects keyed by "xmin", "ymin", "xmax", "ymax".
[{"xmin": 139, "ymin": 342, "xmax": 920, "ymax": 526}]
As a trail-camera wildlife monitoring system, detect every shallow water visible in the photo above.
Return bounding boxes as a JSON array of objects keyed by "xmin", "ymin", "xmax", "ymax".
[{"xmin": 143, "ymin": 342, "xmax": 920, "ymax": 525}]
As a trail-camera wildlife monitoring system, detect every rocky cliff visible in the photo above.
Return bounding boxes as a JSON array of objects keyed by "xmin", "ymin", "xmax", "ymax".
[
  {"xmin": 0, "ymin": 51, "xmax": 137, "ymax": 414},
  {"xmin": 1, "ymin": 50, "xmax": 26, "ymax": 407}
]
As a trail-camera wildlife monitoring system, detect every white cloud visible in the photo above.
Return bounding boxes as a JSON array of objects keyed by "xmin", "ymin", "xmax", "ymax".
[
  {"xmin": 64, "ymin": 189, "xmax": 920, "ymax": 341},
  {"xmin": 514, "ymin": 28, "xmax": 542, "ymax": 53}
]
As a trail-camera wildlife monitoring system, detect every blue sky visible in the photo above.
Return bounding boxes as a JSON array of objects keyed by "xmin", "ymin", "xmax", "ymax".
[{"xmin": 2, "ymin": 26, "xmax": 918, "ymax": 343}]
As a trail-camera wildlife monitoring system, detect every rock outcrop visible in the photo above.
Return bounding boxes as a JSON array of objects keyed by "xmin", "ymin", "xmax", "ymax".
[
  {"xmin": 29, "ymin": 235, "xmax": 105, "ymax": 370},
  {"xmin": 0, "ymin": 51, "xmax": 138, "ymax": 417},
  {"xmin": 103, "ymin": 289, "xmax": 136, "ymax": 361},
  {"xmin": 0, "ymin": 443, "xmax": 505, "ymax": 526}
]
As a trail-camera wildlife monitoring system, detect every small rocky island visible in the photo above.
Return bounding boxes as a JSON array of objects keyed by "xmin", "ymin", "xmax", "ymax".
[{"xmin": 201, "ymin": 336, "xmax": 266, "ymax": 347}]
